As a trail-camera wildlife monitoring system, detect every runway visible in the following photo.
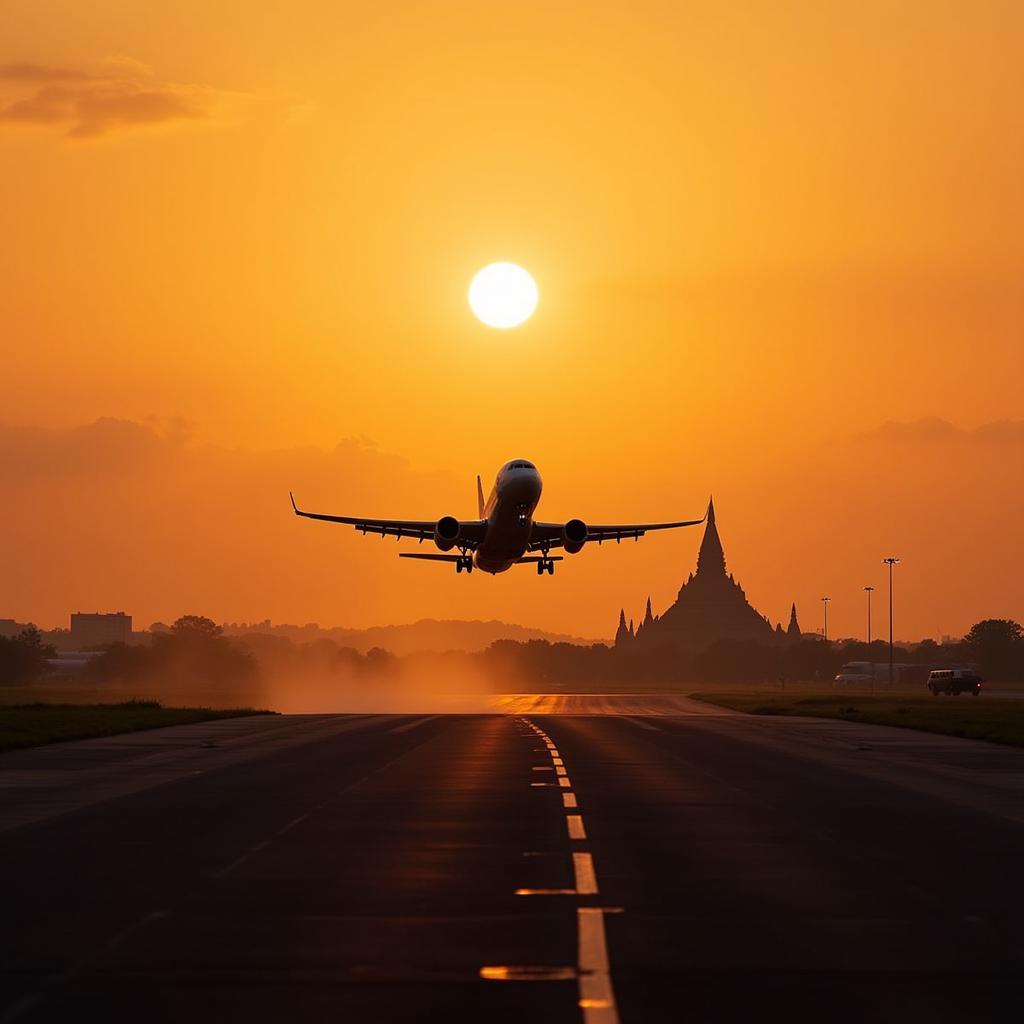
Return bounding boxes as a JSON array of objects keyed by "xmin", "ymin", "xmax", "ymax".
[{"xmin": 2, "ymin": 696, "xmax": 1024, "ymax": 1022}]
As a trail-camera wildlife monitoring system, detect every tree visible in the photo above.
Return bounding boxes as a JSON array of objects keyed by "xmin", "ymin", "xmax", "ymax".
[
  {"xmin": 88, "ymin": 614, "xmax": 256, "ymax": 692},
  {"xmin": 169, "ymin": 615, "xmax": 223, "ymax": 641},
  {"xmin": 0, "ymin": 627, "xmax": 57, "ymax": 686},
  {"xmin": 964, "ymin": 619, "xmax": 1024, "ymax": 681}
]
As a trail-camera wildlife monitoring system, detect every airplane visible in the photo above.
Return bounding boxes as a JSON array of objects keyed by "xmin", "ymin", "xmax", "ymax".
[{"xmin": 289, "ymin": 459, "xmax": 705, "ymax": 576}]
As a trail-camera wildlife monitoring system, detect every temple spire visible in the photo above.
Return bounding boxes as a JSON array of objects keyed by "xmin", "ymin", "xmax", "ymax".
[
  {"xmin": 696, "ymin": 495, "xmax": 726, "ymax": 576},
  {"xmin": 787, "ymin": 602, "xmax": 802, "ymax": 640},
  {"xmin": 643, "ymin": 597, "xmax": 654, "ymax": 626},
  {"xmin": 615, "ymin": 609, "xmax": 631, "ymax": 647}
]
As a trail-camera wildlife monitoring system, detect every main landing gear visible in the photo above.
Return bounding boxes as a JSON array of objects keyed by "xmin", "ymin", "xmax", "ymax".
[
  {"xmin": 536, "ymin": 557, "xmax": 555, "ymax": 576},
  {"xmin": 455, "ymin": 555, "xmax": 474, "ymax": 574}
]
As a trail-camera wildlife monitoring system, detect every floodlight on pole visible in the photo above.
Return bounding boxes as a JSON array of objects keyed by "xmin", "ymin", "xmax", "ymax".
[
  {"xmin": 883, "ymin": 558, "xmax": 900, "ymax": 686},
  {"xmin": 822, "ymin": 596, "xmax": 831, "ymax": 643},
  {"xmin": 864, "ymin": 586, "xmax": 875, "ymax": 691}
]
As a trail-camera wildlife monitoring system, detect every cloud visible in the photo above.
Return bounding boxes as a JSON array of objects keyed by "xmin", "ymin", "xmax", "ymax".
[
  {"xmin": 0, "ymin": 60, "xmax": 228, "ymax": 138},
  {"xmin": 973, "ymin": 421, "xmax": 1024, "ymax": 443},
  {"xmin": 866, "ymin": 417, "xmax": 1024, "ymax": 443},
  {"xmin": 0, "ymin": 418, "xmax": 419, "ymax": 485},
  {"xmin": 0, "ymin": 62, "xmax": 93, "ymax": 83},
  {"xmin": 0, "ymin": 417, "xmax": 174, "ymax": 478}
]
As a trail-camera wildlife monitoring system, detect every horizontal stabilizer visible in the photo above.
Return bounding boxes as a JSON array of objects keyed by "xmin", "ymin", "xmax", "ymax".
[
  {"xmin": 398, "ymin": 553, "xmax": 463, "ymax": 562},
  {"xmin": 515, "ymin": 556, "xmax": 564, "ymax": 563}
]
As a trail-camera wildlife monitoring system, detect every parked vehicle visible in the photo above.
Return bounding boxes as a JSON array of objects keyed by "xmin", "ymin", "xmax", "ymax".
[
  {"xmin": 833, "ymin": 662, "xmax": 913, "ymax": 687},
  {"xmin": 927, "ymin": 669, "xmax": 981, "ymax": 696},
  {"xmin": 834, "ymin": 662, "xmax": 875, "ymax": 686}
]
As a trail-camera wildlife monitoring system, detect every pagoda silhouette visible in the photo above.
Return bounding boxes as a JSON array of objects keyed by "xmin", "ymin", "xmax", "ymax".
[{"xmin": 614, "ymin": 498, "xmax": 801, "ymax": 652}]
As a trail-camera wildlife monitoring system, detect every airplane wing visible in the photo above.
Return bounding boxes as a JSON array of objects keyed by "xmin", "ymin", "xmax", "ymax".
[
  {"xmin": 398, "ymin": 553, "xmax": 564, "ymax": 565},
  {"xmin": 528, "ymin": 514, "xmax": 705, "ymax": 551},
  {"xmin": 290, "ymin": 493, "xmax": 488, "ymax": 549}
]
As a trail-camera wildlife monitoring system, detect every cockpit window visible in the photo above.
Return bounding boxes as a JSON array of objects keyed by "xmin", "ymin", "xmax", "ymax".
[{"xmin": 509, "ymin": 461, "xmax": 534, "ymax": 470}]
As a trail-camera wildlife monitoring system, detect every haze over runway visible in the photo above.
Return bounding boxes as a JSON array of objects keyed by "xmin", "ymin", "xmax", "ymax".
[{"xmin": 3, "ymin": 698, "xmax": 1024, "ymax": 1022}]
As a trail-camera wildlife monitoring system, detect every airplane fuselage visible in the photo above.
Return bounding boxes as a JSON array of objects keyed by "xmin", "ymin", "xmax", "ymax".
[{"xmin": 474, "ymin": 460, "xmax": 543, "ymax": 573}]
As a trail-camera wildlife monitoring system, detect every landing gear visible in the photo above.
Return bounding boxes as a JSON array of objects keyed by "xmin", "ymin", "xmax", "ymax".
[
  {"xmin": 455, "ymin": 555, "xmax": 473, "ymax": 574},
  {"xmin": 536, "ymin": 556, "xmax": 555, "ymax": 576}
]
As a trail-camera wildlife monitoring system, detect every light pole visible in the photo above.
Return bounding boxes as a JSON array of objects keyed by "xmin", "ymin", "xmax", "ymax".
[
  {"xmin": 883, "ymin": 558, "xmax": 900, "ymax": 687},
  {"xmin": 822, "ymin": 596, "xmax": 830, "ymax": 643},
  {"xmin": 864, "ymin": 586, "xmax": 875, "ymax": 692}
]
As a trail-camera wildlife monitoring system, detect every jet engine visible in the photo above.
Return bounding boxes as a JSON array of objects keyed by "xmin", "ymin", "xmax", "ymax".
[
  {"xmin": 434, "ymin": 516, "xmax": 461, "ymax": 551},
  {"xmin": 562, "ymin": 518, "xmax": 588, "ymax": 554}
]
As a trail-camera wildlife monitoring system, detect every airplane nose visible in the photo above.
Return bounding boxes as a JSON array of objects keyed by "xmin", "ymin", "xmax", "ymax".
[{"xmin": 506, "ymin": 469, "xmax": 542, "ymax": 502}]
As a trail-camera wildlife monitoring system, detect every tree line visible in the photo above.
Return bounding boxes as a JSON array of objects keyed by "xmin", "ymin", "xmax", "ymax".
[
  {"xmin": 3, "ymin": 615, "xmax": 1022, "ymax": 689},
  {"xmin": 479, "ymin": 619, "xmax": 1024, "ymax": 687}
]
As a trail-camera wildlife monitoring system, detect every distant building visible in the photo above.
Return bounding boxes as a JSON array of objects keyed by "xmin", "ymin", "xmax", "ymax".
[
  {"xmin": 615, "ymin": 499, "xmax": 801, "ymax": 653},
  {"xmin": 70, "ymin": 612, "xmax": 132, "ymax": 649}
]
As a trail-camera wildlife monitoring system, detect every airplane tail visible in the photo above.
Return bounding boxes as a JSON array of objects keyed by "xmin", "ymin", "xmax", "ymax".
[{"xmin": 477, "ymin": 474, "xmax": 485, "ymax": 518}]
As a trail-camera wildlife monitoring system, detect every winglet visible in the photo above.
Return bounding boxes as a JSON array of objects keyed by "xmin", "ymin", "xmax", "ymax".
[
  {"xmin": 289, "ymin": 491, "xmax": 298, "ymax": 514},
  {"xmin": 476, "ymin": 475, "xmax": 485, "ymax": 519}
]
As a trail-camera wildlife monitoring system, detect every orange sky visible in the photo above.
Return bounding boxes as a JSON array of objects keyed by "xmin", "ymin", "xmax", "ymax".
[{"xmin": 2, "ymin": 1, "xmax": 1022, "ymax": 640}]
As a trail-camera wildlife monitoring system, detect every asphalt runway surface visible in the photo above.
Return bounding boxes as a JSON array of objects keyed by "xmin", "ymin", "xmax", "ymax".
[{"xmin": 3, "ymin": 695, "xmax": 1024, "ymax": 1023}]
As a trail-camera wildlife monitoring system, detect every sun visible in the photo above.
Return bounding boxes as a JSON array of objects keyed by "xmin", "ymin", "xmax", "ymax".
[{"xmin": 468, "ymin": 262, "xmax": 538, "ymax": 329}]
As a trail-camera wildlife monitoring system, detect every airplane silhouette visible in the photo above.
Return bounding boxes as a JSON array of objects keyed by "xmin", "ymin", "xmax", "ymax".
[{"xmin": 290, "ymin": 459, "xmax": 704, "ymax": 575}]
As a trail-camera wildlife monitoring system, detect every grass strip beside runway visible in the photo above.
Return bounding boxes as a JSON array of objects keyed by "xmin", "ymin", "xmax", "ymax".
[
  {"xmin": 690, "ymin": 692, "xmax": 1024, "ymax": 747},
  {"xmin": 0, "ymin": 701, "xmax": 272, "ymax": 752}
]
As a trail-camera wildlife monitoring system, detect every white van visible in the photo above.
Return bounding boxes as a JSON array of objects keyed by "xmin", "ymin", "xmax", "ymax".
[{"xmin": 927, "ymin": 669, "xmax": 981, "ymax": 696}]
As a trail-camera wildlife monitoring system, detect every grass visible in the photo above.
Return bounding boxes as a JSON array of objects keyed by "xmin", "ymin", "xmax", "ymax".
[
  {"xmin": 0, "ymin": 700, "xmax": 273, "ymax": 753},
  {"xmin": 689, "ymin": 691, "xmax": 1024, "ymax": 747}
]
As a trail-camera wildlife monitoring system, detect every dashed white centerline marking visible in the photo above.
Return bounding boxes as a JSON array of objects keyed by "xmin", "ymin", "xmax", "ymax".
[
  {"xmin": 573, "ymin": 852, "xmax": 599, "ymax": 894},
  {"xmin": 566, "ymin": 815, "xmax": 587, "ymax": 840},
  {"xmin": 578, "ymin": 908, "xmax": 619, "ymax": 1023},
  {"xmin": 513, "ymin": 716, "xmax": 618, "ymax": 1022}
]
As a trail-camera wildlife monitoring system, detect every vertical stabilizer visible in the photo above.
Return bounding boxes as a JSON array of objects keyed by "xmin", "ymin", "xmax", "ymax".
[{"xmin": 477, "ymin": 475, "xmax": 485, "ymax": 518}]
